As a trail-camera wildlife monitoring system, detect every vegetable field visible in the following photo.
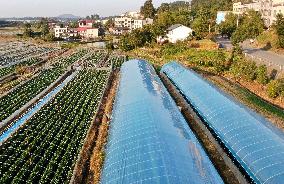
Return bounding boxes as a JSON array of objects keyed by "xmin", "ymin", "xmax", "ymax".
[
  {"xmin": 0, "ymin": 58, "xmax": 42, "ymax": 78},
  {"xmin": 0, "ymin": 70, "xmax": 110, "ymax": 183},
  {"xmin": 0, "ymin": 42, "xmax": 59, "ymax": 67},
  {"xmin": 0, "ymin": 68, "xmax": 63, "ymax": 122},
  {"xmin": 0, "ymin": 51, "xmax": 86, "ymax": 122}
]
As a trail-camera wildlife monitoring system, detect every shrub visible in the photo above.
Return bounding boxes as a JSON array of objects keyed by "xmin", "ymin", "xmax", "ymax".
[
  {"xmin": 161, "ymin": 42, "xmax": 187, "ymax": 56},
  {"xmin": 267, "ymin": 79, "xmax": 284, "ymax": 98},
  {"xmin": 256, "ymin": 65, "xmax": 269, "ymax": 85},
  {"xmin": 230, "ymin": 59, "xmax": 257, "ymax": 81},
  {"xmin": 232, "ymin": 44, "xmax": 243, "ymax": 56}
]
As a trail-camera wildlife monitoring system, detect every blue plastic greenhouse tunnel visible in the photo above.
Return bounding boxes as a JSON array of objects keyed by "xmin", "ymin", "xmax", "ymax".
[
  {"xmin": 161, "ymin": 61, "xmax": 284, "ymax": 184},
  {"xmin": 100, "ymin": 59, "xmax": 224, "ymax": 184}
]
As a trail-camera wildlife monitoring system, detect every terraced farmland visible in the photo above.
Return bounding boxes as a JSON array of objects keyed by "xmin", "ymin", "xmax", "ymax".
[{"xmin": 0, "ymin": 70, "xmax": 110, "ymax": 183}]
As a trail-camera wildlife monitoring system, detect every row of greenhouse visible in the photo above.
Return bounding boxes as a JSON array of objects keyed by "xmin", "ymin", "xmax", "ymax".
[{"xmin": 100, "ymin": 60, "xmax": 284, "ymax": 184}]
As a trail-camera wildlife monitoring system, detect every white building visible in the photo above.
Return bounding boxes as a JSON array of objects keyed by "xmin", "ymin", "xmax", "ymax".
[
  {"xmin": 114, "ymin": 17, "xmax": 134, "ymax": 29},
  {"xmin": 133, "ymin": 18, "xmax": 154, "ymax": 29},
  {"xmin": 261, "ymin": 0, "xmax": 284, "ymax": 25},
  {"xmin": 54, "ymin": 26, "xmax": 68, "ymax": 38},
  {"xmin": 233, "ymin": 1, "xmax": 261, "ymax": 15},
  {"xmin": 115, "ymin": 16, "xmax": 153, "ymax": 31},
  {"xmin": 86, "ymin": 28, "xmax": 100, "ymax": 39},
  {"xmin": 76, "ymin": 27, "xmax": 102, "ymax": 39},
  {"xmin": 166, "ymin": 24, "xmax": 193, "ymax": 43},
  {"xmin": 233, "ymin": 0, "xmax": 284, "ymax": 26}
]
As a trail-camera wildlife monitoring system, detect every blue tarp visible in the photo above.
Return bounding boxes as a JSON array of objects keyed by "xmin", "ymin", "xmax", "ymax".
[
  {"xmin": 101, "ymin": 59, "xmax": 223, "ymax": 184},
  {"xmin": 161, "ymin": 61, "xmax": 284, "ymax": 184}
]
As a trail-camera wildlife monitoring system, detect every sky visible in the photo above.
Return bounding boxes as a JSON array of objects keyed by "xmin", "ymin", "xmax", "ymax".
[{"xmin": 0, "ymin": 0, "xmax": 177, "ymax": 18}]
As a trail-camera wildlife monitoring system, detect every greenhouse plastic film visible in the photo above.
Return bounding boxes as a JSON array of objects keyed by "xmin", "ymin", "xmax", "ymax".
[
  {"xmin": 161, "ymin": 61, "xmax": 284, "ymax": 184},
  {"xmin": 100, "ymin": 59, "xmax": 223, "ymax": 184}
]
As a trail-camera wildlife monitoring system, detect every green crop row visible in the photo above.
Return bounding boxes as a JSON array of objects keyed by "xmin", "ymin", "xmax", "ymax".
[{"xmin": 0, "ymin": 69, "xmax": 110, "ymax": 183}]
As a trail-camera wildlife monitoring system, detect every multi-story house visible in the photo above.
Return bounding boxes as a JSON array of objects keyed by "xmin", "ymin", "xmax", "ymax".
[
  {"xmin": 114, "ymin": 17, "xmax": 134, "ymax": 29},
  {"xmin": 233, "ymin": 1, "xmax": 261, "ymax": 15},
  {"xmin": 113, "ymin": 11, "xmax": 153, "ymax": 32},
  {"xmin": 54, "ymin": 25, "xmax": 68, "ymax": 38},
  {"xmin": 233, "ymin": 0, "xmax": 284, "ymax": 26},
  {"xmin": 133, "ymin": 18, "xmax": 154, "ymax": 29},
  {"xmin": 79, "ymin": 20, "xmax": 94, "ymax": 28}
]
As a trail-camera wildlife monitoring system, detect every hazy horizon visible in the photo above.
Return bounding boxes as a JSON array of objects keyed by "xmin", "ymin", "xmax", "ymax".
[{"xmin": 0, "ymin": 0, "xmax": 178, "ymax": 18}]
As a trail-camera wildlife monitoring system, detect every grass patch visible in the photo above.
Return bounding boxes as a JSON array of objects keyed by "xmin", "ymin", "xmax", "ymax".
[{"xmin": 238, "ymin": 86, "xmax": 284, "ymax": 120}]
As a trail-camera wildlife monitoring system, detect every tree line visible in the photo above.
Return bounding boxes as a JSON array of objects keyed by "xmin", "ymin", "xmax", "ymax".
[
  {"xmin": 23, "ymin": 18, "xmax": 55, "ymax": 41},
  {"xmin": 219, "ymin": 11, "xmax": 284, "ymax": 48}
]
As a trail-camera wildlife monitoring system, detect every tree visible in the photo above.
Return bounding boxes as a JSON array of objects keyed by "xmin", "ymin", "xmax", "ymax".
[
  {"xmin": 230, "ymin": 59, "xmax": 257, "ymax": 81},
  {"xmin": 41, "ymin": 22, "xmax": 49, "ymax": 36},
  {"xmin": 231, "ymin": 26, "xmax": 247, "ymax": 45},
  {"xmin": 140, "ymin": 0, "xmax": 156, "ymax": 18},
  {"xmin": 91, "ymin": 14, "xmax": 100, "ymax": 20},
  {"xmin": 23, "ymin": 23, "xmax": 33, "ymax": 37},
  {"xmin": 219, "ymin": 13, "xmax": 238, "ymax": 38},
  {"xmin": 119, "ymin": 35, "xmax": 135, "ymax": 51},
  {"xmin": 231, "ymin": 10, "xmax": 264, "ymax": 45},
  {"xmin": 157, "ymin": 3, "xmax": 170, "ymax": 13},
  {"xmin": 106, "ymin": 42, "xmax": 115, "ymax": 50},
  {"xmin": 212, "ymin": 51, "xmax": 227, "ymax": 73},
  {"xmin": 191, "ymin": 7, "xmax": 211, "ymax": 39},
  {"xmin": 155, "ymin": 10, "xmax": 191, "ymax": 30},
  {"xmin": 275, "ymin": 14, "xmax": 284, "ymax": 48},
  {"xmin": 69, "ymin": 21, "xmax": 79, "ymax": 28},
  {"xmin": 45, "ymin": 32, "xmax": 56, "ymax": 41},
  {"xmin": 191, "ymin": 0, "xmax": 232, "ymax": 19},
  {"xmin": 104, "ymin": 19, "xmax": 114, "ymax": 29},
  {"xmin": 118, "ymin": 26, "xmax": 154, "ymax": 51}
]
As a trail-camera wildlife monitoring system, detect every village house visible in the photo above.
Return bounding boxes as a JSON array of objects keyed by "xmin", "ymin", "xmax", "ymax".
[{"xmin": 166, "ymin": 24, "xmax": 193, "ymax": 43}]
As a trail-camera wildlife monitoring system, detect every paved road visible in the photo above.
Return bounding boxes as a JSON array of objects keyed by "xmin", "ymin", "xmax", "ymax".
[
  {"xmin": 216, "ymin": 37, "xmax": 284, "ymax": 71},
  {"xmin": 241, "ymin": 41, "xmax": 284, "ymax": 69},
  {"xmin": 216, "ymin": 37, "xmax": 233, "ymax": 50}
]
